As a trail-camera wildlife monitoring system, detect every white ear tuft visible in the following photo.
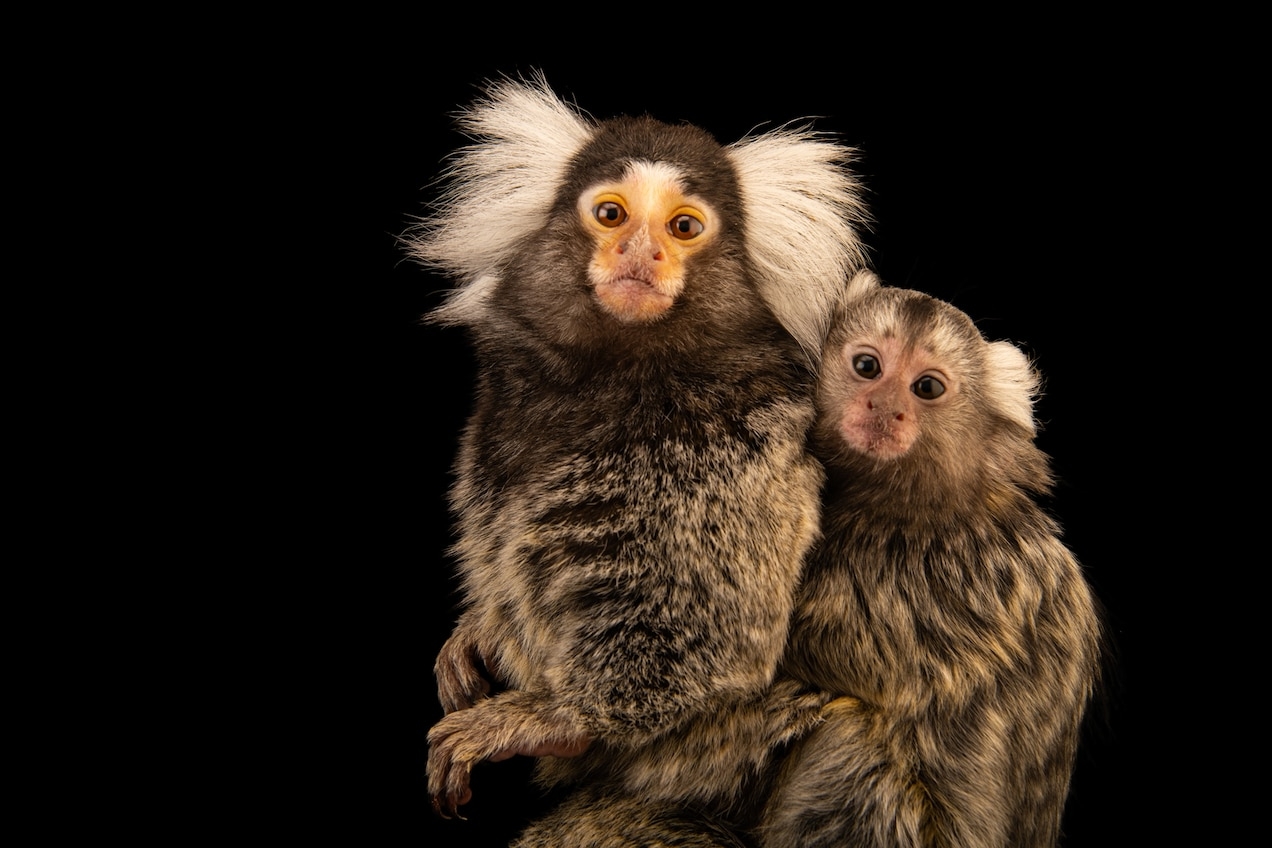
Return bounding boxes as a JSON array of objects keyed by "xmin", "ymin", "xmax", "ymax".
[
  {"xmin": 984, "ymin": 340, "xmax": 1041, "ymax": 435},
  {"xmin": 841, "ymin": 269, "xmax": 881, "ymax": 304},
  {"xmin": 403, "ymin": 72, "xmax": 595, "ymax": 325},
  {"xmin": 727, "ymin": 127, "xmax": 870, "ymax": 364}
]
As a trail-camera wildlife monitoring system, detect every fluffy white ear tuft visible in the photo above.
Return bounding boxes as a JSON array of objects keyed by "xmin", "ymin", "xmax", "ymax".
[
  {"xmin": 984, "ymin": 340, "xmax": 1042, "ymax": 435},
  {"xmin": 841, "ymin": 269, "xmax": 881, "ymax": 304},
  {"xmin": 403, "ymin": 71, "xmax": 595, "ymax": 325},
  {"xmin": 727, "ymin": 127, "xmax": 870, "ymax": 364}
]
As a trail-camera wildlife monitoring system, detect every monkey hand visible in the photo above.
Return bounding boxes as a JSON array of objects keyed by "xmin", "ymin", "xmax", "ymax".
[
  {"xmin": 434, "ymin": 622, "xmax": 502, "ymax": 713},
  {"xmin": 426, "ymin": 691, "xmax": 594, "ymax": 819}
]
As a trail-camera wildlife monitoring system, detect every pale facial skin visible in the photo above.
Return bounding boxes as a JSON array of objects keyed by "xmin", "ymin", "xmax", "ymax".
[{"xmin": 833, "ymin": 334, "xmax": 952, "ymax": 460}]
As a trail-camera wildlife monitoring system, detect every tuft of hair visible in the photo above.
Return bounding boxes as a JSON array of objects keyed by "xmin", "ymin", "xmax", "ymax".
[
  {"xmin": 727, "ymin": 126, "xmax": 871, "ymax": 364},
  {"xmin": 403, "ymin": 73, "xmax": 870, "ymax": 354},
  {"xmin": 401, "ymin": 71, "xmax": 596, "ymax": 325},
  {"xmin": 839, "ymin": 268, "xmax": 882, "ymax": 304},
  {"xmin": 985, "ymin": 339, "xmax": 1042, "ymax": 435}
]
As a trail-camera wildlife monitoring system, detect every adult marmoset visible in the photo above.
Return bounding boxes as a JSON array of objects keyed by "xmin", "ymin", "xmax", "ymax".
[
  {"xmin": 755, "ymin": 271, "xmax": 1105, "ymax": 848},
  {"xmin": 401, "ymin": 72, "xmax": 868, "ymax": 822}
]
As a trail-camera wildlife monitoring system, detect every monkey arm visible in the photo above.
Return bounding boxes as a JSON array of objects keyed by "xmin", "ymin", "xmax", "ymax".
[
  {"xmin": 532, "ymin": 676, "xmax": 835, "ymax": 812},
  {"xmin": 427, "ymin": 689, "xmax": 594, "ymax": 819},
  {"xmin": 428, "ymin": 380, "xmax": 823, "ymax": 815},
  {"xmin": 433, "ymin": 610, "xmax": 504, "ymax": 714},
  {"xmin": 426, "ymin": 553, "xmax": 805, "ymax": 817}
]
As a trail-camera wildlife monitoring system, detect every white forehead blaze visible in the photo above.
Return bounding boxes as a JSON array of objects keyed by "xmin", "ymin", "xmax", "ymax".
[
  {"xmin": 576, "ymin": 160, "xmax": 704, "ymax": 229},
  {"xmin": 577, "ymin": 159, "xmax": 716, "ymax": 322},
  {"xmin": 622, "ymin": 160, "xmax": 689, "ymax": 213}
]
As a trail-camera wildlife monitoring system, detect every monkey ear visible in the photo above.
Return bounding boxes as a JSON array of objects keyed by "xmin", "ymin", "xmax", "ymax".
[
  {"xmin": 984, "ymin": 340, "xmax": 1042, "ymax": 435},
  {"xmin": 402, "ymin": 71, "xmax": 594, "ymax": 326},
  {"xmin": 727, "ymin": 127, "xmax": 868, "ymax": 364},
  {"xmin": 842, "ymin": 269, "xmax": 881, "ymax": 304}
]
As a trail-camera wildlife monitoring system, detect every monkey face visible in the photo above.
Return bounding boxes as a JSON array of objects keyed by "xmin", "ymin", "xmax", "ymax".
[
  {"xmin": 830, "ymin": 334, "xmax": 954, "ymax": 460},
  {"xmin": 578, "ymin": 160, "xmax": 718, "ymax": 324}
]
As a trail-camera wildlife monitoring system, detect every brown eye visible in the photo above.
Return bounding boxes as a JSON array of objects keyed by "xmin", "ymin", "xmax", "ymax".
[
  {"xmin": 668, "ymin": 214, "xmax": 704, "ymax": 240},
  {"xmin": 852, "ymin": 353, "xmax": 881, "ymax": 379},
  {"xmin": 912, "ymin": 375, "xmax": 945, "ymax": 399},
  {"xmin": 594, "ymin": 202, "xmax": 626, "ymax": 228}
]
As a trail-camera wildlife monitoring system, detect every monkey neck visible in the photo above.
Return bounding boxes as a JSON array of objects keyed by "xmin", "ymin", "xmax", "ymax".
[
  {"xmin": 815, "ymin": 418, "xmax": 1055, "ymax": 530},
  {"xmin": 479, "ymin": 308, "xmax": 805, "ymax": 390},
  {"xmin": 821, "ymin": 454, "xmax": 1038, "ymax": 534},
  {"xmin": 481, "ymin": 266, "xmax": 797, "ymax": 378},
  {"xmin": 466, "ymin": 328, "xmax": 814, "ymax": 461}
]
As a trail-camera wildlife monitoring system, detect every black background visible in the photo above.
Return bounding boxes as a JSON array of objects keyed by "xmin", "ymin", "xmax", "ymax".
[{"xmin": 315, "ymin": 30, "xmax": 1215, "ymax": 847}]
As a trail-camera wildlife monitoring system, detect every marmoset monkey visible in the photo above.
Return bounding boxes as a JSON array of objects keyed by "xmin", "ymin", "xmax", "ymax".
[
  {"xmin": 401, "ymin": 72, "xmax": 868, "ymax": 826},
  {"xmin": 755, "ymin": 270, "xmax": 1106, "ymax": 848}
]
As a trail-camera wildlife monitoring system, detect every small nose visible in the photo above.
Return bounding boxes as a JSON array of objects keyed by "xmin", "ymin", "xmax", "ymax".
[
  {"xmin": 866, "ymin": 385, "xmax": 907, "ymax": 419},
  {"xmin": 617, "ymin": 223, "xmax": 662, "ymax": 260}
]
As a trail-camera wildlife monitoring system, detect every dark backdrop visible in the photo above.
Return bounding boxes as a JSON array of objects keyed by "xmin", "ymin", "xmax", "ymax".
[{"xmin": 315, "ymin": 35, "xmax": 1193, "ymax": 848}]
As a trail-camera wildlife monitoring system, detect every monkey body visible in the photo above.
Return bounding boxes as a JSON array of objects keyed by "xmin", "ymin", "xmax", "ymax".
[
  {"xmin": 757, "ymin": 272, "xmax": 1104, "ymax": 848},
  {"xmin": 403, "ymin": 74, "xmax": 868, "ymax": 824},
  {"xmin": 438, "ymin": 303, "xmax": 823, "ymax": 744}
]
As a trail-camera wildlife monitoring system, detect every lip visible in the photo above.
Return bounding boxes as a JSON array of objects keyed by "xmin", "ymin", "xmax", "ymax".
[
  {"xmin": 595, "ymin": 275, "xmax": 674, "ymax": 320},
  {"xmin": 612, "ymin": 275, "xmax": 655, "ymax": 290}
]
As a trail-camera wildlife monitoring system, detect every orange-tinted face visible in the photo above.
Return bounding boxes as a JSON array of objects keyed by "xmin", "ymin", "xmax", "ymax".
[{"xmin": 578, "ymin": 161, "xmax": 717, "ymax": 323}]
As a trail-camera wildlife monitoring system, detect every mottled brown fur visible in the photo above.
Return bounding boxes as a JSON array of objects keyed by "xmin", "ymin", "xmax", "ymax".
[
  {"xmin": 755, "ymin": 271, "xmax": 1105, "ymax": 848},
  {"xmin": 401, "ymin": 74, "xmax": 867, "ymax": 836}
]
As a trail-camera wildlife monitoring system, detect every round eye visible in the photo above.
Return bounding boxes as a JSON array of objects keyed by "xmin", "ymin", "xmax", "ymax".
[
  {"xmin": 594, "ymin": 202, "xmax": 627, "ymax": 228},
  {"xmin": 852, "ymin": 353, "xmax": 881, "ymax": 379},
  {"xmin": 912, "ymin": 375, "xmax": 946, "ymax": 400},
  {"xmin": 668, "ymin": 214, "xmax": 704, "ymax": 240}
]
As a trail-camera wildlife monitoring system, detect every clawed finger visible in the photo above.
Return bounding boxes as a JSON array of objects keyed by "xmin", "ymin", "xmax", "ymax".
[
  {"xmin": 431, "ymin": 789, "xmax": 468, "ymax": 821},
  {"xmin": 427, "ymin": 738, "xmax": 474, "ymax": 819}
]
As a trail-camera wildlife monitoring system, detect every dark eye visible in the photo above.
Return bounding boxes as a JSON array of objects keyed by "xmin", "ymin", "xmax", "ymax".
[
  {"xmin": 912, "ymin": 375, "xmax": 945, "ymax": 399},
  {"xmin": 594, "ymin": 202, "xmax": 627, "ymax": 228},
  {"xmin": 668, "ymin": 214, "xmax": 704, "ymax": 240},
  {"xmin": 852, "ymin": 353, "xmax": 881, "ymax": 379}
]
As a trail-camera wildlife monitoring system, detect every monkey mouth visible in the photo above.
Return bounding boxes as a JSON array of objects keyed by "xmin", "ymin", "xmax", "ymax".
[
  {"xmin": 613, "ymin": 273, "xmax": 655, "ymax": 289},
  {"xmin": 595, "ymin": 275, "xmax": 675, "ymax": 321},
  {"xmin": 840, "ymin": 413, "xmax": 916, "ymax": 459}
]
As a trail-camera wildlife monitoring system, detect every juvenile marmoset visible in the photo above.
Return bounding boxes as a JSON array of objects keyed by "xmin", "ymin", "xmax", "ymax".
[
  {"xmin": 401, "ymin": 72, "xmax": 868, "ymax": 827},
  {"xmin": 755, "ymin": 270, "xmax": 1105, "ymax": 848}
]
